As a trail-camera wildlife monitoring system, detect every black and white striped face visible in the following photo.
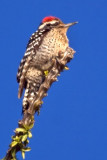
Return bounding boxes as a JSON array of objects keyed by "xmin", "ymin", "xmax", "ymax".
[{"xmin": 38, "ymin": 20, "xmax": 61, "ymax": 30}]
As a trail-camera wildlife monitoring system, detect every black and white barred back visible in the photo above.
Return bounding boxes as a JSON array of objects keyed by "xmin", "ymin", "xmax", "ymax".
[
  {"xmin": 17, "ymin": 28, "xmax": 50, "ymax": 112},
  {"xmin": 17, "ymin": 28, "xmax": 48, "ymax": 85}
]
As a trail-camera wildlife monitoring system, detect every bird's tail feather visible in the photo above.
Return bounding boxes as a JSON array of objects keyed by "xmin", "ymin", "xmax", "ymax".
[{"xmin": 22, "ymin": 68, "xmax": 44, "ymax": 113}]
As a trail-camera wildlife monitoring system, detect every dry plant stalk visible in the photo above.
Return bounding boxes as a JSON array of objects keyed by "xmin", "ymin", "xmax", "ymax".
[{"xmin": 3, "ymin": 47, "xmax": 75, "ymax": 160}]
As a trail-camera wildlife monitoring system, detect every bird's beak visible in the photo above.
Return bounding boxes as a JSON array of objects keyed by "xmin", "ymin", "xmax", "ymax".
[{"xmin": 63, "ymin": 21, "xmax": 78, "ymax": 28}]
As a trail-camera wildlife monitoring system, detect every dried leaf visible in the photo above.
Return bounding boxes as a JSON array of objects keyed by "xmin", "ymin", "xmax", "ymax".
[
  {"xmin": 10, "ymin": 141, "xmax": 18, "ymax": 147},
  {"xmin": 15, "ymin": 128, "xmax": 26, "ymax": 133},
  {"xmin": 28, "ymin": 123, "xmax": 34, "ymax": 130},
  {"xmin": 64, "ymin": 66, "xmax": 69, "ymax": 70},
  {"xmin": 22, "ymin": 134, "xmax": 28, "ymax": 142},
  {"xmin": 28, "ymin": 131, "xmax": 32, "ymax": 138},
  {"xmin": 11, "ymin": 148, "xmax": 16, "ymax": 158},
  {"xmin": 22, "ymin": 147, "xmax": 31, "ymax": 152},
  {"xmin": 44, "ymin": 70, "xmax": 49, "ymax": 76},
  {"xmin": 22, "ymin": 151, "xmax": 25, "ymax": 159}
]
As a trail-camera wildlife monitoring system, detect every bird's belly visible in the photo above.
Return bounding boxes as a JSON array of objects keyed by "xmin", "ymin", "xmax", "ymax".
[{"xmin": 31, "ymin": 35, "xmax": 68, "ymax": 70}]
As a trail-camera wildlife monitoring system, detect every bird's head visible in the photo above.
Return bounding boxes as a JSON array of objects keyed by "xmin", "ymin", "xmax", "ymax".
[{"xmin": 38, "ymin": 16, "xmax": 78, "ymax": 31}]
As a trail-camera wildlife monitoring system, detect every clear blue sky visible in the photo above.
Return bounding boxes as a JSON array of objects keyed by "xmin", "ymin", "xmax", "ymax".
[{"xmin": 0, "ymin": 0, "xmax": 107, "ymax": 160}]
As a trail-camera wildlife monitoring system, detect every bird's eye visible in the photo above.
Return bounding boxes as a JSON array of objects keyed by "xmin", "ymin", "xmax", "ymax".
[{"xmin": 47, "ymin": 24, "xmax": 51, "ymax": 26}]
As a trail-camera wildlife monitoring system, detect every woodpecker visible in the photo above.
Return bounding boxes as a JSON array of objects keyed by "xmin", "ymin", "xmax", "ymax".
[{"xmin": 17, "ymin": 16, "xmax": 77, "ymax": 112}]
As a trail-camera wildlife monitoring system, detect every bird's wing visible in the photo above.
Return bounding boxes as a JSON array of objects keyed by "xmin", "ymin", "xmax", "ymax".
[
  {"xmin": 17, "ymin": 29, "xmax": 49, "ymax": 98},
  {"xmin": 17, "ymin": 31, "xmax": 41, "ymax": 98}
]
